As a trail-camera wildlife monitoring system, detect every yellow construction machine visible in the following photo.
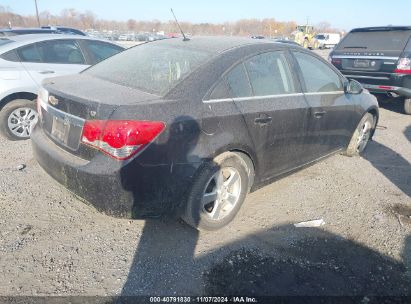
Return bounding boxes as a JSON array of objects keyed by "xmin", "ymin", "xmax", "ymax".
[{"xmin": 292, "ymin": 25, "xmax": 319, "ymax": 49}]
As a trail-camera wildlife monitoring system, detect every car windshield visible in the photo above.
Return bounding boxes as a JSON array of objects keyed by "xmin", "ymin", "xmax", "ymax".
[
  {"xmin": 316, "ymin": 35, "xmax": 326, "ymax": 39},
  {"xmin": 337, "ymin": 30, "xmax": 411, "ymax": 51},
  {"xmin": 84, "ymin": 42, "xmax": 212, "ymax": 95}
]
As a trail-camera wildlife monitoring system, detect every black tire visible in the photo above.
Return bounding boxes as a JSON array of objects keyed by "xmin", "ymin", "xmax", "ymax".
[
  {"xmin": 344, "ymin": 113, "xmax": 375, "ymax": 157},
  {"xmin": 0, "ymin": 99, "xmax": 38, "ymax": 140},
  {"xmin": 182, "ymin": 152, "xmax": 250, "ymax": 231},
  {"xmin": 404, "ymin": 98, "xmax": 411, "ymax": 115}
]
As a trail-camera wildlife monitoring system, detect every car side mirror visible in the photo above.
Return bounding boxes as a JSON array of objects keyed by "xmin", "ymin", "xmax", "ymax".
[{"xmin": 344, "ymin": 79, "xmax": 363, "ymax": 94}]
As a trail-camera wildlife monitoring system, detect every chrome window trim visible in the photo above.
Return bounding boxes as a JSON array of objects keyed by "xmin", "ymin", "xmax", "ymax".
[
  {"xmin": 304, "ymin": 91, "xmax": 344, "ymax": 96},
  {"xmin": 203, "ymin": 91, "xmax": 346, "ymax": 103},
  {"xmin": 203, "ymin": 93, "xmax": 304, "ymax": 103}
]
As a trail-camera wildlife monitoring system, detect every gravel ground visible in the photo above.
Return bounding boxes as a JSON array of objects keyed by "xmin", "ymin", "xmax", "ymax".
[{"xmin": 0, "ymin": 50, "xmax": 410, "ymax": 297}]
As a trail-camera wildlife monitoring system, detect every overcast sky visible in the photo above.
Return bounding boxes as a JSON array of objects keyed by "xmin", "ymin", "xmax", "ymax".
[{"xmin": 3, "ymin": 0, "xmax": 410, "ymax": 31}]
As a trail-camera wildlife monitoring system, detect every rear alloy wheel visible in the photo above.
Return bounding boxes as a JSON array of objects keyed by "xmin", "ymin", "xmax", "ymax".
[
  {"xmin": 182, "ymin": 152, "xmax": 250, "ymax": 231},
  {"xmin": 404, "ymin": 98, "xmax": 411, "ymax": 115},
  {"xmin": 344, "ymin": 113, "xmax": 375, "ymax": 156},
  {"xmin": 0, "ymin": 99, "xmax": 38, "ymax": 140},
  {"xmin": 201, "ymin": 167, "xmax": 242, "ymax": 221}
]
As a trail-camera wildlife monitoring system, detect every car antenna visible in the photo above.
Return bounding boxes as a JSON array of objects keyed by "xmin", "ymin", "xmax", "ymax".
[{"xmin": 170, "ymin": 8, "xmax": 190, "ymax": 41}]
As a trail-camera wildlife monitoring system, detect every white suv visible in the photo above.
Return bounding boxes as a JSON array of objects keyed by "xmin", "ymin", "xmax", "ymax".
[{"xmin": 0, "ymin": 34, "xmax": 124, "ymax": 140}]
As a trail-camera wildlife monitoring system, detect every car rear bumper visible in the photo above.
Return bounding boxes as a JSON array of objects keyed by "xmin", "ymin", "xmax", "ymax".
[
  {"xmin": 31, "ymin": 124, "xmax": 199, "ymax": 218},
  {"xmin": 361, "ymin": 84, "xmax": 411, "ymax": 98},
  {"xmin": 341, "ymin": 72, "xmax": 411, "ymax": 98}
]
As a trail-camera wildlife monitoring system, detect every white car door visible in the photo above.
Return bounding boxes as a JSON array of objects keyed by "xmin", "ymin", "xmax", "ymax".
[{"xmin": 17, "ymin": 39, "xmax": 89, "ymax": 86}]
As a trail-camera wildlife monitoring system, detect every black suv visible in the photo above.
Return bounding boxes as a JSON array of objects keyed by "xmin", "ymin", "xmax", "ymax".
[{"xmin": 329, "ymin": 26, "xmax": 411, "ymax": 114}]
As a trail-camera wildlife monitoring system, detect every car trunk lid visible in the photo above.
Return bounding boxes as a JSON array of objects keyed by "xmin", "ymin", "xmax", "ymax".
[{"xmin": 39, "ymin": 74, "xmax": 160, "ymax": 158}]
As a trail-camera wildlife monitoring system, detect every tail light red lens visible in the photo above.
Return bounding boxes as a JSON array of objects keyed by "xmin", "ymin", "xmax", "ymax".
[
  {"xmin": 394, "ymin": 57, "xmax": 411, "ymax": 74},
  {"xmin": 82, "ymin": 120, "xmax": 165, "ymax": 160},
  {"xmin": 331, "ymin": 58, "xmax": 342, "ymax": 66}
]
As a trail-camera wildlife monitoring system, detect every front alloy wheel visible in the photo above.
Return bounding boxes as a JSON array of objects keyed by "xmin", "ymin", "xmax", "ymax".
[
  {"xmin": 356, "ymin": 118, "xmax": 372, "ymax": 153},
  {"xmin": 345, "ymin": 113, "xmax": 375, "ymax": 156}
]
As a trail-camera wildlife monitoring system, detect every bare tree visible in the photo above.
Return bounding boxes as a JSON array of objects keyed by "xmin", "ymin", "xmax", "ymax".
[{"xmin": 0, "ymin": 7, "xmax": 341, "ymax": 37}]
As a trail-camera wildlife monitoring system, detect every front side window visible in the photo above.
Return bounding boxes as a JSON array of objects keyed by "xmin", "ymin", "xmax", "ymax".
[
  {"xmin": 293, "ymin": 52, "xmax": 343, "ymax": 93},
  {"xmin": 244, "ymin": 51, "xmax": 296, "ymax": 96}
]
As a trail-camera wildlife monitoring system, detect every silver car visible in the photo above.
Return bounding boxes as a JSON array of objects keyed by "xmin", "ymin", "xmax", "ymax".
[{"xmin": 0, "ymin": 34, "xmax": 124, "ymax": 140}]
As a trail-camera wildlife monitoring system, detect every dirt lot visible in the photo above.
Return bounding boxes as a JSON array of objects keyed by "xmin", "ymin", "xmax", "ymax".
[{"xmin": 0, "ymin": 50, "xmax": 410, "ymax": 297}]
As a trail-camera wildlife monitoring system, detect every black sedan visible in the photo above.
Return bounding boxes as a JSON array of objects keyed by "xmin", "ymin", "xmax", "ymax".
[{"xmin": 32, "ymin": 37, "xmax": 379, "ymax": 230}]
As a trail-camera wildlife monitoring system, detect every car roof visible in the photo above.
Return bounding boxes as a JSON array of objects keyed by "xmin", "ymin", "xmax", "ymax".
[
  {"xmin": 0, "ymin": 34, "xmax": 123, "ymax": 53},
  {"xmin": 146, "ymin": 36, "xmax": 302, "ymax": 54},
  {"xmin": 350, "ymin": 26, "xmax": 411, "ymax": 33}
]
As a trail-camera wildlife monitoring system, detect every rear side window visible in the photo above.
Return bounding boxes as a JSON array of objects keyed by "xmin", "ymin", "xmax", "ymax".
[
  {"xmin": 209, "ymin": 81, "xmax": 231, "ymax": 100},
  {"xmin": 82, "ymin": 40, "xmax": 123, "ymax": 64},
  {"xmin": 244, "ymin": 51, "xmax": 295, "ymax": 96},
  {"xmin": 294, "ymin": 52, "xmax": 343, "ymax": 93},
  {"xmin": 225, "ymin": 64, "xmax": 252, "ymax": 98},
  {"xmin": 0, "ymin": 50, "xmax": 19, "ymax": 62},
  {"xmin": 337, "ymin": 30, "xmax": 411, "ymax": 51}
]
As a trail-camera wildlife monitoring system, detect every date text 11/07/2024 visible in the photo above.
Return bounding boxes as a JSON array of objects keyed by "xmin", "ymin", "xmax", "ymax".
[{"xmin": 149, "ymin": 296, "xmax": 258, "ymax": 303}]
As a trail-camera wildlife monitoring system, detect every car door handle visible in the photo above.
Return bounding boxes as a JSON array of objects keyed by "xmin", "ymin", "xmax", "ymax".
[
  {"xmin": 313, "ymin": 111, "xmax": 327, "ymax": 118},
  {"xmin": 254, "ymin": 116, "xmax": 272, "ymax": 125},
  {"xmin": 38, "ymin": 70, "xmax": 55, "ymax": 74}
]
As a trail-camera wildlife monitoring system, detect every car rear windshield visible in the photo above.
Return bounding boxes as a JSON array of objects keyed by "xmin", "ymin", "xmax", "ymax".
[
  {"xmin": 337, "ymin": 30, "xmax": 411, "ymax": 51},
  {"xmin": 83, "ymin": 43, "xmax": 212, "ymax": 96}
]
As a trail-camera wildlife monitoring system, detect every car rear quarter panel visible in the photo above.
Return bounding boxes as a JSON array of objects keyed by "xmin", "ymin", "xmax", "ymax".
[{"xmin": 109, "ymin": 95, "xmax": 253, "ymax": 216}]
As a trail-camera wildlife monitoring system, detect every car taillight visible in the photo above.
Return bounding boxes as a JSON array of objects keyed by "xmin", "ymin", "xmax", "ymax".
[
  {"xmin": 81, "ymin": 120, "xmax": 165, "ymax": 160},
  {"xmin": 331, "ymin": 58, "xmax": 342, "ymax": 66},
  {"xmin": 394, "ymin": 57, "xmax": 411, "ymax": 74}
]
